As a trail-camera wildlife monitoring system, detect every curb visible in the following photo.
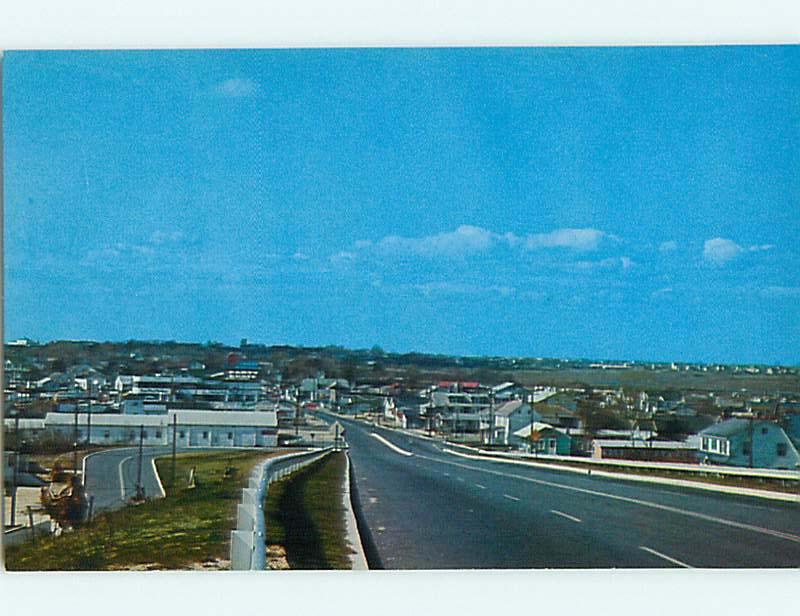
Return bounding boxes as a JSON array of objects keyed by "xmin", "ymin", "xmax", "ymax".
[
  {"xmin": 342, "ymin": 452, "xmax": 369, "ymax": 570},
  {"xmin": 151, "ymin": 457, "xmax": 167, "ymax": 498},
  {"xmin": 443, "ymin": 448, "xmax": 800, "ymax": 504}
]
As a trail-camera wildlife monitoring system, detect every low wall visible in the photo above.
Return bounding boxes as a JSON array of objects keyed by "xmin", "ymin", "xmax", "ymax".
[{"xmin": 230, "ymin": 447, "xmax": 334, "ymax": 570}]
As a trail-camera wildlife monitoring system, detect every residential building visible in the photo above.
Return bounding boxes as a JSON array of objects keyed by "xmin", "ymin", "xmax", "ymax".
[
  {"xmin": 697, "ymin": 418, "xmax": 800, "ymax": 469},
  {"xmin": 511, "ymin": 423, "xmax": 572, "ymax": 455}
]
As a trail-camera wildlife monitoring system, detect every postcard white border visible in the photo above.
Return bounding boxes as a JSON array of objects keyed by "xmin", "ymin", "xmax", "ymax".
[{"xmin": 1, "ymin": 2, "xmax": 798, "ymax": 615}]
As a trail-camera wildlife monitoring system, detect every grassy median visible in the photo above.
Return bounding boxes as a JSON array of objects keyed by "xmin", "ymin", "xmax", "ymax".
[
  {"xmin": 4, "ymin": 450, "xmax": 280, "ymax": 571},
  {"xmin": 264, "ymin": 451, "xmax": 352, "ymax": 569}
]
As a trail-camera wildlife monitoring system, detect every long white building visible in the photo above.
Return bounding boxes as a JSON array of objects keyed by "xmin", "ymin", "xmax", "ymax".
[{"xmin": 42, "ymin": 408, "xmax": 278, "ymax": 448}]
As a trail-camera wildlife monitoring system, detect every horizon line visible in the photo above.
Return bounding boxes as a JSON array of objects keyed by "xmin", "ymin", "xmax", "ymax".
[{"xmin": 5, "ymin": 336, "xmax": 799, "ymax": 370}]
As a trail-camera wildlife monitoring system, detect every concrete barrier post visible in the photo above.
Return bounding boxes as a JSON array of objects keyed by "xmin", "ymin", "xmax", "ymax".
[{"xmin": 231, "ymin": 530, "xmax": 255, "ymax": 570}]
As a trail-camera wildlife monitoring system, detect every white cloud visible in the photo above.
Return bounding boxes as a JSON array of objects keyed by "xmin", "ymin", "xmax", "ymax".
[
  {"xmin": 748, "ymin": 244, "xmax": 775, "ymax": 252},
  {"xmin": 292, "ymin": 252, "xmax": 310, "ymax": 260},
  {"xmin": 651, "ymin": 286, "xmax": 673, "ymax": 298},
  {"xmin": 659, "ymin": 240, "xmax": 678, "ymax": 253},
  {"xmin": 703, "ymin": 238, "xmax": 743, "ymax": 265},
  {"xmin": 571, "ymin": 256, "xmax": 631, "ymax": 271},
  {"xmin": 759, "ymin": 286, "xmax": 800, "ymax": 299},
  {"xmin": 524, "ymin": 228, "xmax": 606, "ymax": 251},
  {"xmin": 215, "ymin": 78, "xmax": 258, "ymax": 98},
  {"xmin": 330, "ymin": 251, "xmax": 357, "ymax": 265},
  {"xmin": 411, "ymin": 281, "xmax": 515, "ymax": 297},
  {"xmin": 376, "ymin": 225, "xmax": 495, "ymax": 258},
  {"xmin": 353, "ymin": 225, "xmax": 613, "ymax": 260},
  {"xmin": 150, "ymin": 230, "xmax": 184, "ymax": 245}
]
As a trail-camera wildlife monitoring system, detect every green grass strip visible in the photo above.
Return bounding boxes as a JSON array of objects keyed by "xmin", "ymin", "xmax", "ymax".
[
  {"xmin": 264, "ymin": 451, "xmax": 352, "ymax": 569},
  {"xmin": 4, "ymin": 450, "xmax": 277, "ymax": 571}
]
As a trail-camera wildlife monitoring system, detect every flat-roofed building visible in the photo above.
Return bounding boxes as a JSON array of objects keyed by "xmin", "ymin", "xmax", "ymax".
[{"xmin": 42, "ymin": 408, "xmax": 278, "ymax": 448}]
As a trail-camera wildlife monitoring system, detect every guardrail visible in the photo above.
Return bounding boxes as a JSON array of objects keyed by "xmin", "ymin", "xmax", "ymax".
[
  {"xmin": 230, "ymin": 447, "xmax": 334, "ymax": 570},
  {"xmin": 450, "ymin": 444, "xmax": 800, "ymax": 482}
]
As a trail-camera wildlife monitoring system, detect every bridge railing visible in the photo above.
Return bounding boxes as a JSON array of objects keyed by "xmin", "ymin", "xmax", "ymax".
[{"xmin": 230, "ymin": 447, "xmax": 334, "ymax": 570}]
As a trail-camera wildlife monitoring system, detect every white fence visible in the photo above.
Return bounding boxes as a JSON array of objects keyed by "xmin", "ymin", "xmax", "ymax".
[{"xmin": 230, "ymin": 447, "xmax": 334, "ymax": 570}]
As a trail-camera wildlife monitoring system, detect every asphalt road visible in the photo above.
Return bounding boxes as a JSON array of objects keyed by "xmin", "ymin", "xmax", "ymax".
[
  {"xmin": 319, "ymin": 412, "xmax": 800, "ymax": 569},
  {"xmin": 83, "ymin": 447, "xmax": 173, "ymax": 512}
]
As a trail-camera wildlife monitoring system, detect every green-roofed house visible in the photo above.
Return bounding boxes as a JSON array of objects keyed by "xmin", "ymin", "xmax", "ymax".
[{"xmin": 697, "ymin": 418, "xmax": 800, "ymax": 469}]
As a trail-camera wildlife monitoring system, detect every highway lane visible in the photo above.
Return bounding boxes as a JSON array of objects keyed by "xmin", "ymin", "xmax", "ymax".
[{"xmin": 319, "ymin": 412, "xmax": 800, "ymax": 569}]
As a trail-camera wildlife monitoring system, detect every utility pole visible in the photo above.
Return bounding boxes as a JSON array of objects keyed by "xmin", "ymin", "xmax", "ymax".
[
  {"xmin": 489, "ymin": 390, "xmax": 495, "ymax": 447},
  {"xmin": 86, "ymin": 380, "xmax": 92, "ymax": 447},
  {"xmin": 749, "ymin": 414, "xmax": 754, "ymax": 468},
  {"xmin": 135, "ymin": 424, "xmax": 144, "ymax": 500},
  {"xmin": 294, "ymin": 393, "xmax": 300, "ymax": 437},
  {"xmin": 11, "ymin": 414, "xmax": 19, "ymax": 526},
  {"xmin": 530, "ymin": 403, "xmax": 536, "ymax": 455},
  {"xmin": 73, "ymin": 403, "xmax": 79, "ymax": 477},
  {"xmin": 171, "ymin": 414, "xmax": 177, "ymax": 490}
]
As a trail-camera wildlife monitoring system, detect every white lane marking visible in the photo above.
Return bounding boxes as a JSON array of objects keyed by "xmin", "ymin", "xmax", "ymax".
[
  {"xmin": 370, "ymin": 433, "xmax": 414, "ymax": 456},
  {"xmin": 475, "ymin": 484, "xmax": 487, "ymax": 490},
  {"xmin": 503, "ymin": 494, "xmax": 521, "ymax": 502},
  {"xmin": 551, "ymin": 509, "xmax": 582, "ymax": 523},
  {"xmin": 118, "ymin": 455, "xmax": 133, "ymax": 500},
  {"xmin": 640, "ymin": 546, "xmax": 693, "ymax": 569},
  {"xmin": 436, "ymin": 449, "xmax": 800, "ymax": 544}
]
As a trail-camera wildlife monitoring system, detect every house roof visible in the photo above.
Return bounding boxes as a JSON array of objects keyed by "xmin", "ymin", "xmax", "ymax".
[
  {"xmin": 491, "ymin": 382, "xmax": 519, "ymax": 393},
  {"xmin": 495, "ymin": 400, "xmax": 526, "ymax": 417},
  {"xmin": 438, "ymin": 381, "xmax": 481, "ymax": 389},
  {"xmin": 512, "ymin": 422, "xmax": 564, "ymax": 438},
  {"xmin": 699, "ymin": 418, "xmax": 758, "ymax": 437}
]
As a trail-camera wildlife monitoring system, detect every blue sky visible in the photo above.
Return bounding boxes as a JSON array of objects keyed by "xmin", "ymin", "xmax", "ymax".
[{"xmin": 4, "ymin": 47, "xmax": 799, "ymax": 364}]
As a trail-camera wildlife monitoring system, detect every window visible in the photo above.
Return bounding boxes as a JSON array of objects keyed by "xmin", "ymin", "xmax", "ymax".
[
  {"xmin": 104, "ymin": 431, "xmax": 110, "ymax": 438},
  {"xmin": 179, "ymin": 431, "xmax": 185, "ymax": 438},
  {"xmin": 743, "ymin": 441, "xmax": 751, "ymax": 455},
  {"xmin": 142, "ymin": 431, "xmax": 148, "ymax": 438},
  {"xmin": 777, "ymin": 443, "xmax": 787, "ymax": 457},
  {"xmin": 202, "ymin": 431, "xmax": 208, "ymax": 439},
  {"xmin": 702, "ymin": 437, "xmax": 709, "ymax": 450},
  {"xmin": 156, "ymin": 430, "xmax": 161, "ymax": 438},
  {"xmin": 761, "ymin": 427, "xmax": 768, "ymax": 435},
  {"xmin": 228, "ymin": 432, "xmax": 233, "ymax": 440}
]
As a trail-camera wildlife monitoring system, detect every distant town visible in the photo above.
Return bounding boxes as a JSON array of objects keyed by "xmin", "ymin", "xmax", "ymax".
[{"xmin": 5, "ymin": 337, "xmax": 800, "ymax": 469}]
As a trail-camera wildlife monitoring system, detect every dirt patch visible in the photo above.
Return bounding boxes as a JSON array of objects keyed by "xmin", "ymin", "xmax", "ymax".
[
  {"xmin": 267, "ymin": 545, "xmax": 290, "ymax": 570},
  {"xmin": 185, "ymin": 557, "xmax": 231, "ymax": 571}
]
